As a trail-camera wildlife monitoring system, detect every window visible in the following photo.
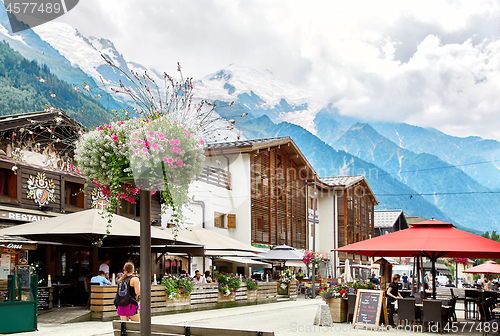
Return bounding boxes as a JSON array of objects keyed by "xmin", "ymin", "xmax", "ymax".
[
  {"xmin": 256, "ymin": 176, "xmax": 263, "ymax": 194},
  {"xmin": 277, "ymin": 155, "xmax": 282, "ymax": 168},
  {"xmin": 298, "ymin": 219, "xmax": 303, "ymax": 234},
  {"xmin": 214, "ymin": 212, "xmax": 225, "ymax": 228},
  {"xmin": 279, "ymin": 219, "xmax": 286, "ymax": 233},
  {"xmin": 277, "ymin": 187, "xmax": 283, "ymax": 201},
  {"xmin": 120, "ymin": 198, "xmax": 140, "ymax": 217},
  {"xmin": 257, "ymin": 216, "xmax": 264, "ymax": 231},
  {"xmin": 0, "ymin": 167, "xmax": 17, "ymax": 200},
  {"xmin": 65, "ymin": 181, "xmax": 84, "ymax": 208},
  {"xmin": 228, "ymin": 214, "xmax": 236, "ymax": 229}
]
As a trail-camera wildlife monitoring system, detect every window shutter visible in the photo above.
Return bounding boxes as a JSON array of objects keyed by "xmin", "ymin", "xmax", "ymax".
[
  {"xmin": 214, "ymin": 212, "xmax": 221, "ymax": 228},
  {"xmin": 228, "ymin": 214, "xmax": 236, "ymax": 229}
]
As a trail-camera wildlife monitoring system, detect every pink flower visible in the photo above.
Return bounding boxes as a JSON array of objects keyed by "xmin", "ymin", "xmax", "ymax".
[
  {"xmin": 151, "ymin": 190, "xmax": 157, "ymax": 195},
  {"xmin": 136, "ymin": 139, "xmax": 143, "ymax": 145},
  {"xmin": 118, "ymin": 121, "xmax": 124, "ymax": 125},
  {"xmin": 172, "ymin": 147, "xmax": 181, "ymax": 154},
  {"xmin": 151, "ymin": 143, "xmax": 158, "ymax": 150},
  {"xmin": 169, "ymin": 139, "xmax": 176, "ymax": 146},
  {"xmin": 175, "ymin": 139, "xmax": 181, "ymax": 145},
  {"xmin": 133, "ymin": 132, "xmax": 138, "ymax": 136},
  {"xmin": 105, "ymin": 124, "xmax": 112, "ymax": 130},
  {"xmin": 199, "ymin": 138, "xmax": 205, "ymax": 145},
  {"xmin": 158, "ymin": 133, "xmax": 165, "ymax": 139},
  {"xmin": 147, "ymin": 137, "xmax": 153, "ymax": 142},
  {"xmin": 176, "ymin": 159, "xmax": 183, "ymax": 167},
  {"xmin": 69, "ymin": 164, "xmax": 74, "ymax": 169},
  {"xmin": 75, "ymin": 169, "xmax": 80, "ymax": 173},
  {"xmin": 183, "ymin": 129, "xmax": 192, "ymax": 136},
  {"xmin": 168, "ymin": 164, "xmax": 174, "ymax": 169},
  {"xmin": 142, "ymin": 148, "xmax": 148, "ymax": 154},
  {"xmin": 97, "ymin": 126, "xmax": 103, "ymax": 131},
  {"xmin": 163, "ymin": 157, "xmax": 174, "ymax": 164},
  {"xmin": 148, "ymin": 131, "xmax": 155, "ymax": 137},
  {"xmin": 135, "ymin": 148, "xmax": 140, "ymax": 155},
  {"xmin": 111, "ymin": 135, "xmax": 119, "ymax": 141}
]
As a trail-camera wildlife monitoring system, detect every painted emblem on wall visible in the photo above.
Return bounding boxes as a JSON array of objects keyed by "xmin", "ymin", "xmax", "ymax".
[
  {"xmin": 27, "ymin": 172, "xmax": 56, "ymax": 206},
  {"xmin": 91, "ymin": 188, "xmax": 109, "ymax": 210}
]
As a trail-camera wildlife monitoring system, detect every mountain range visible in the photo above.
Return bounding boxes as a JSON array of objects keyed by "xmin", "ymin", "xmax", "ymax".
[{"xmin": 1, "ymin": 11, "xmax": 499, "ymax": 234}]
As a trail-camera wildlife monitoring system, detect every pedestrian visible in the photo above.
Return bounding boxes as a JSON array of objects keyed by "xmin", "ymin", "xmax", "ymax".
[
  {"xmin": 90, "ymin": 270, "xmax": 111, "ymax": 286},
  {"xmin": 445, "ymin": 280, "xmax": 455, "ymax": 287},
  {"xmin": 402, "ymin": 273, "xmax": 408, "ymax": 289},
  {"xmin": 386, "ymin": 274, "xmax": 403, "ymax": 328},
  {"xmin": 204, "ymin": 271, "xmax": 213, "ymax": 283},
  {"xmin": 116, "ymin": 262, "xmax": 140, "ymax": 322},
  {"xmin": 192, "ymin": 270, "xmax": 206, "ymax": 284}
]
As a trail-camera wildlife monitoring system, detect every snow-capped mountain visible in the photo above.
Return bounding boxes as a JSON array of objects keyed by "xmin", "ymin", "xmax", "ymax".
[{"xmin": 195, "ymin": 65, "xmax": 323, "ymax": 134}]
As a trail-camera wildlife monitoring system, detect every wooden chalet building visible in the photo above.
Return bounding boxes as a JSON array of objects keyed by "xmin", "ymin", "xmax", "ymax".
[
  {"xmin": 179, "ymin": 137, "xmax": 379, "ymax": 277},
  {"xmin": 0, "ymin": 112, "xmax": 162, "ymax": 296},
  {"xmin": 318, "ymin": 175, "xmax": 378, "ymax": 273}
]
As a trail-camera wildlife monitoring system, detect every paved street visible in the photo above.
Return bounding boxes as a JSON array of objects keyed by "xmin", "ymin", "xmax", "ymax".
[{"xmin": 16, "ymin": 297, "xmax": 484, "ymax": 336}]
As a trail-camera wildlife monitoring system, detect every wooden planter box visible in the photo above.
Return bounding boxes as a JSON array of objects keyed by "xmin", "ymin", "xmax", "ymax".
[
  {"xmin": 247, "ymin": 289, "xmax": 258, "ymax": 302},
  {"xmin": 217, "ymin": 291, "xmax": 236, "ymax": 303},
  {"xmin": 166, "ymin": 293, "xmax": 190, "ymax": 307},
  {"xmin": 326, "ymin": 298, "xmax": 347, "ymax": 323},
  {"xmin": 277, "ymin": 283, "xmax": 288, "ymax": 296}
]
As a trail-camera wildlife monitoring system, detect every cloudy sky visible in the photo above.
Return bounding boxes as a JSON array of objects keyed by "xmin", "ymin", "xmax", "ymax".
[{"xmin": 55, "ymin": 0, "xmax": 500, "ymax": 140}]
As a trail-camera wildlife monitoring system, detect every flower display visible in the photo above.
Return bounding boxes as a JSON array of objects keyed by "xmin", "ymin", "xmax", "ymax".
[
  {"xmin": 214, "ymin": 271, "xmax": 240, "ymax": 295},
  {"xmin": 161, "ymin": 273, "xmax": 195, "ymax": 299},
  {"xmin": 242, "ymin": 276, "xmax": 259, "ymax": 291},
  {"xmin": 75, "ymin": 117, "xmax": 205, "ymax": 223},
  {"xmin": 279, "ymin": 269, "xmax": 296, "ymax": 289},
  {"xmin": 302, "ymin": 251, "xmax": 325, "ymax": 265},
  {"xmin": 319, "ymin": 281, "xmax": 375, "ymax": 301}
]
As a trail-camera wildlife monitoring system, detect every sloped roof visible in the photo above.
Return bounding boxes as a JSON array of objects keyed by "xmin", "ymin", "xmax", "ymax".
[
  {"xmin": 374, "ymin": 210, "xmax": 403, "ymax": 229},
  {"xmin": 320, "ymin": 175, "xmax": 378, "ymax": 205},
  {"xmin": 206, "ymin": 136, "xmax": 292, "ymax": 150},
  {"xmin": 320, "ymin": 175, "xmax": 364, "ymax": 188}
]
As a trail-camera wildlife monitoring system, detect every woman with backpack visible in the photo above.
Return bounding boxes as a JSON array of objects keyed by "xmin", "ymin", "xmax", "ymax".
[{"xmin": 116, "ymin": 262, "xmax": 140, "ymax": 322}]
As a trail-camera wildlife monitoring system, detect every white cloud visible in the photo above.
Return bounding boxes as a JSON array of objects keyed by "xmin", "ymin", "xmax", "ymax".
[{"xmin": 54, "ymin": 0, "xmax": 500, "ymax": 140}]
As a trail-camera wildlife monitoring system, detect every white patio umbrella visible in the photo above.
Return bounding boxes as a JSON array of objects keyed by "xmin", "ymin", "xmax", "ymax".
[{"xmin": 345, "ymin": 259, "xmax": 353, "ymax": 282}]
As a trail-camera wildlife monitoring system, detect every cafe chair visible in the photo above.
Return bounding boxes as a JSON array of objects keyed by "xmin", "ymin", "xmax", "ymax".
[
  {"xmin": 397, "ymin": 298, "xmax": 417, "ymax": 327},
  {"xmin": 464, "ymin": 289, "xmax": 479, "ymax": 319},
  {"xmin": 479, "ymin": 301, "xmax": 500, "ymax": 336},
  {"xmin": 347, "ymin": 294, "xmax": 356, "ymax": 322},
  {"xmin": 422, "ymin": 299, "xmax": 448, "ymax": 334}
]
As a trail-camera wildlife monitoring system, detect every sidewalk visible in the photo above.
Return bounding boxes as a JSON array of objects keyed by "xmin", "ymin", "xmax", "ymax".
[{"xmin": 15, "ymin": 297, "xmax": 484, "ymax": 336}]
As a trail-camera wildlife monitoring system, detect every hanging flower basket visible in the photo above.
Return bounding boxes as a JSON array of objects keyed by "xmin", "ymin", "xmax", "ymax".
[{"xmin": 75, "ymin": 117, "xmax": 205, "ymax": 223}]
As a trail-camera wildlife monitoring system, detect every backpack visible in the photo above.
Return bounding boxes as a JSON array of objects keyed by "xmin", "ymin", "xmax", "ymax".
[{"xmin": 114, "ymin": 276, "xmax": 137, "ymax": 307}]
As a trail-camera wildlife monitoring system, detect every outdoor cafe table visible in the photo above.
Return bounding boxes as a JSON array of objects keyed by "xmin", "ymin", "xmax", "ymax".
[{"xmin": 51, "ymin": 283, "xmax": 71, "ymax": 308}]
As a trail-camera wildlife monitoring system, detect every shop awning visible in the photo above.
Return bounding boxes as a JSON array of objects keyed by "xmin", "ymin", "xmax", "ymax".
[
  {"xmin": 215, "ymin": 257, "xmax": 272, "ymax": 268},
  {"xmin": 0, "ymin": 209, "xmax": 197, "ymax": 247}
]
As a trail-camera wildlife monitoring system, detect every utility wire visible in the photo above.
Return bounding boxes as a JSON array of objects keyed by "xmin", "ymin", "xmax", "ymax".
[{"xmin": 376, "ymin": 159, "xmax": 500, "ymax": 177}]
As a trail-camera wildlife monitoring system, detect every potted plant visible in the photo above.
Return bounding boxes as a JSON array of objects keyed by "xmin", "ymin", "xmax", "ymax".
[
  {"xmin": 278, "ymin": 269, "xmax": 296, "ymax": 296},
  {"xmin": 319, "ymin": 284, "xmax": 349, "ymax": 322},
  {"xmin": 242, "ymin": 276, "xmax": 259, "ymax": 302},
  {"xmin": 161, "ymin": 274, "xmax": 194, "ymax": 306},
  {"xmin": 214, "ymin": 271, "xmax": 240, "ymax": 302}
]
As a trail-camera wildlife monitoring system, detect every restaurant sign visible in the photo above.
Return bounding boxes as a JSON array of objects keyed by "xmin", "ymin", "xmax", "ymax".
[{"xmin": 0, "ymin": 210, "xmax": 51, "ymax": 222}]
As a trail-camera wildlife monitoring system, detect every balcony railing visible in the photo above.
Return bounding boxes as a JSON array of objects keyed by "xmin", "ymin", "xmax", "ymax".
[{"xmin": 196, "ymin": 166, "xmax": 231, "ymax": 189}]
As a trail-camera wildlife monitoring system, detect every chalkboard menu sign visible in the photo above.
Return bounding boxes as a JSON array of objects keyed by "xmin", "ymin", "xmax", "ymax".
[
  {"xmin": 353, "ymin": 289, "xmax": 387, "ymax": 328},
  {"xmin": 38, "ymin": 287, "xmax": 53, "ymax": 310},
  {"xmin": 16, "ymin": 265, "xmax": 30, "ymax": 288}
]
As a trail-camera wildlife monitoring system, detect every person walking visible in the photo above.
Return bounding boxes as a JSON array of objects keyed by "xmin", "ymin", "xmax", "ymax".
[
  {"xmin": 402, "ymin": 273, "xmax": 408, "ymax": 289},
  {"xmin": 386, "ymin": 274, "xmax": 403, "ymax": 328},
  {"xmin": 116, "ymin": 262, "xmax": 140, "ymax": 322}
]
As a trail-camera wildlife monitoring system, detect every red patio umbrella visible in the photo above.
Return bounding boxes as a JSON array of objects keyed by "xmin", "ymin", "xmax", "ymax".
[
  {"xmin": 334, "ymin": 219, "xmax": 500, "ymax": 298},
  {"xmin": 463, "ymin": 260, "xmax": 500, "ymax": 274}
]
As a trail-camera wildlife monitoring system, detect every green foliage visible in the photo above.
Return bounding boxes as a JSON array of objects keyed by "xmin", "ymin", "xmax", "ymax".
[
  {"xmin": 160, "ymin": 274, "xmax": 195, "ymax": 298},
  {"xmin": 242, "ymin": 276, "xmax": 259, "ymax": 291},
  {"xmin": 0, "ymin": 41, "xmax": 111, "ymax": 127},
  {"xmin": 213, "ymin": 271, "xmax": 240, "ymax": 294}
]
